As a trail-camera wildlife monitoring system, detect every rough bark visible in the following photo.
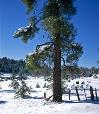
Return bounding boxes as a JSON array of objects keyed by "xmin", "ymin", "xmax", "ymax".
[{"xmin": 53, "ymin": 35, "xmax": 62, "ymax": 102}]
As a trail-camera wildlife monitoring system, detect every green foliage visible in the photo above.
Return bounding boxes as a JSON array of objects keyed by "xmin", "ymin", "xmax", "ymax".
[
  {"xmin": 25, "ymin": 44, "xmax": 53, "ymax": 71},
  {"xmin": 9, "ymin": 73, "xmax": 19, "ymax": 90},
  {"xmin": 9, "ymin": 79, "xmax": 20, "ymax": 90},
  {"xmin": 26, "ymin": 53, "xmax": 42, "ymax": 71},
  {"xmin": 43, "ymin": 0, "xmax": 76, "ymax": 18},
  {"xmin": 9, "ymin": 72, "xmax": 31, "ymax": 98},
  {"xmin": 61, "ymin": 43, "xmax": 83, "ymax": 65},
  {"xmin": 59, "ymin": 0, "xmax": 77, "ymax": 16},
  {"xmin": 14, "ymin": 0, "xmax": 83, "ymax": 101},
  {"xmin": 15, "ymin": 80, "xmax": 31, "ymax": 98},
  {"xmin": 13, "ymin": 16, "xmax": 39, "ymax": 43},
  {"xmin": 22, "ymin": 0, "xmax": 36, "ymax": 13},
  {"xmin": 43, "ymin": 16, "xmax": 75, "ymax": 40},
  {"xmin": 0, "ymin": 57, "xmax": 27, "ymax": 74},
  {"xmin": 14, "ymin": 0, "xmax": 83, "ymax": 67},
  {"xmin": 18, "ymin": 66, "xmax": 28, "ymax": 80}
]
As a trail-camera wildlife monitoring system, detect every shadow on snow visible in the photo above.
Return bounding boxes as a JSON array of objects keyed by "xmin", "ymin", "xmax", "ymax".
[
  {"xmin": 0, "ymin": 101, "xmax": 7, "ymax": 104},
  {"xmin": 22, "ymin": 95, "xmax": 44, "ymax": 99},
  {"xmin": 0, "ymin": 90, "xmax": 14, "ymax": 93},
  {"xmin": 64, "ymin": 99, "xmax": 99, "ymax": 104}
]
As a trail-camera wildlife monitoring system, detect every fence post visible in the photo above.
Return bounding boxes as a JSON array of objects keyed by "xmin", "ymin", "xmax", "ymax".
[
  {"xmin": 69, "ymin": 89, "xmax": 71, "ymax": 100},
  {"xmin": 90, "ymin": 86, "xmax": 94, "ymax": 101},
  {"xmin": 75, "ymin": 86, "xmax": 80, "ymax": 101},
  {"xmin": 95, "ymin": 88, "xmax": 98, "ymax": 101},
  {"xmin": 84, "ymin": 88, "xmax": 87, "ymax": 101},
  {"xmin": 44, "ymin": 92, "xmax": 46, "ymax": 99}
]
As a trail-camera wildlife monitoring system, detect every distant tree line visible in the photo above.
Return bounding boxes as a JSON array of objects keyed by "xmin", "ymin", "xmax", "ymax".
[
  {"xmin": 0, "ymin": 57, "xmax": 98, "ymax": 78},
  {"xmin": 0, "ymin": 57, "xmax": 27, "ymax": 74},
  {"xmin": 62, "ymin": 66, "xmax": 99, "ymax": 79},
  {"xmin": 0, "ymin": 57, "xmax": 51, "ymax": 77}
]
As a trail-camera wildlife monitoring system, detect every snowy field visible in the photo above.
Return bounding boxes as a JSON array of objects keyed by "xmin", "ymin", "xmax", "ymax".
[{"xmin": 0, "ymin": 74, "xmax": 99, "ymax": 114}]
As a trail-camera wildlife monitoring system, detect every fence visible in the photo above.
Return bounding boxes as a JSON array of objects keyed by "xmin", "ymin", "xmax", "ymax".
[{"xmin": 67, "ymin": 85, "xmax": 98, "ymax": 101}]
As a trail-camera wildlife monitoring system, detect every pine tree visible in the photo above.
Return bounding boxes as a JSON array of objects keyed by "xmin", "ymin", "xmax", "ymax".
[
  {"xmin": 13, "ymin": 0, "xmax": 83, "ymax": 102},
  {"xmin": 9, "ymin": 73, "xmax": 20, "ymax": 90},
  {"xmin": 15, "ymin": 80, "xmax": 31, "ymax": 98}
]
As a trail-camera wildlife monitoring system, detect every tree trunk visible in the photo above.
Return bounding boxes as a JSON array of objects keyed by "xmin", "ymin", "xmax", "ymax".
[{"xmin": 53, "ymin": 36, "xmax": 62, "ymax": 102}]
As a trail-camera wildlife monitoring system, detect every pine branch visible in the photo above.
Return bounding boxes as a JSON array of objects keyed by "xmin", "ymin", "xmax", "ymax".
[
  {"xmin": 36, "ymin": 42, "xmax": 53, "ymax": 48},
  {"xmin": 61, "ymin": 57, "xmax": 66, "ymax": 67}
]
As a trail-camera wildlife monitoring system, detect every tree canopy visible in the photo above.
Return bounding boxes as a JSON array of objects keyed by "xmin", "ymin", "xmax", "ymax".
[{"xmin": 13, "ymin": 0, "xmax": 83, "ymax": 102}]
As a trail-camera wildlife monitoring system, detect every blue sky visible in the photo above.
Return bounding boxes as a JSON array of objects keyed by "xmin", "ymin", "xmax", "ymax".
[{"xmin": 0, "ymin": 0, "xmax": 99, "ymax": 68}]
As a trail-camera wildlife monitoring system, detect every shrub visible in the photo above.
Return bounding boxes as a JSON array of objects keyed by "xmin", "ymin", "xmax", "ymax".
[
  {"xmin": 15, "ymin": 80, "xmax": 31, "ymax": 98},
  {"xmin": 9, "ymin": 79, "xmax": 19, "ymax": 90},
  {"xmin": 36, "ymin": 83, "xmax": 40, "ymax": 88},
  {"xmin": 43, "ymin": 83, "xmax": 47, "ymax": 88}
]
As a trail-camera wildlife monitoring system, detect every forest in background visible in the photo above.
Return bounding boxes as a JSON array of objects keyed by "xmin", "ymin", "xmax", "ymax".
[
  {"xmin": 0, "ymin": 57, "xmax": 51, "ymax": 77},
  {"xmin": 0, "ymin": 57, "xmax": 98, "ymax": 79}
]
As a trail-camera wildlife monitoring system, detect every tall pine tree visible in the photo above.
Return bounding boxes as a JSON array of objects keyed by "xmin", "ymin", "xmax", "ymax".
[{"xmin": 13, "ymin": 0, "xmax": 83, "ymax": 102}]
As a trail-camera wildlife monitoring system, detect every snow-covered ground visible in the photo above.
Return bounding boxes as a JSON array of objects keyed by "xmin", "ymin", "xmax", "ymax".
[{"xmin": 0, "ymin": 74, "xmax": 99, "ymax": 114}]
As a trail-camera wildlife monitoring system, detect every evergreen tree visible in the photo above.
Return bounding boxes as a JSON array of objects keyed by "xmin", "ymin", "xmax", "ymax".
[
  {"xmin": 9, "ymin": 73, "xmax": 19, "ymax": 90},
  {"xmin": 13, "ymin": 0, "xmax": 83, "ymax": 102},
  {"xmin": 9, "ymin": 72, "xmax": 31, "ymax": 98},
  {"xmin": 15, "ymin": 80, "xmax": 31, "ymax": 98}
]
